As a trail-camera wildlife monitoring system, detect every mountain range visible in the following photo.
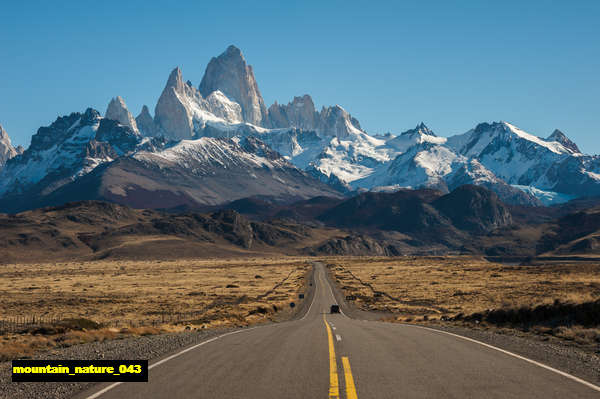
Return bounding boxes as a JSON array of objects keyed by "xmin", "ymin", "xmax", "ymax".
[{"xmin": 1, "ymin": 45, "xmax": 599, "ymax": 213}]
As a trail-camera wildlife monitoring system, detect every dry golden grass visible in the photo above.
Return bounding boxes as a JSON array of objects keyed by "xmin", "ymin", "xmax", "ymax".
[
  {"xmin": 0, "ymin": 257, "xmax": 311, "ymax": 360},
  {"xmin": 327, "ymin": 256, "xmax": 600, "ymax": 348},
  {"xmin": 0, "ymin": 327, "xmax": 161, "ymax": 361},
  {"xmin": 328, "ymin": 256, "xmax": 600, "ymax": 318}
]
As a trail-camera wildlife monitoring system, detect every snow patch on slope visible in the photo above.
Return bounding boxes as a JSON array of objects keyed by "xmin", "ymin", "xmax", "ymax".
[
  {"xmin": 512, "ymin": 185, "xmax": 576, "ymax": 205},
  {"xmin": 134, "ymin": 137, "xmax": 288, "ymax": 172}
]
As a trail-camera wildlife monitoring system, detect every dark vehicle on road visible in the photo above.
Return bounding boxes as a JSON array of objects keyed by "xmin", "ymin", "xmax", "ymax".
[{"xmin": 330, "ymin": 304, "xmax": 340, "ymax": 314}]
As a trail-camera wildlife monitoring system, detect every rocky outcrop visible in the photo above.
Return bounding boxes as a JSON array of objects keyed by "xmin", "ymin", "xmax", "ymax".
[
  {"xmin": 135, "ymin": 105, "xmax": 160, "ymax": 137},
  {"xmin": 199, "ymin": 45, "xmax": 267, "ymax": 126},
  {"xmin": 105, "ymin": 96, "xmax": 139, "ymax": 134},
  {"xmin": 307, "ymin": 234, "xmax": 399, "ymax": 256},
  {"xmin": 0, "ymin": 124, "xmax": 22, "ymax": 168}
]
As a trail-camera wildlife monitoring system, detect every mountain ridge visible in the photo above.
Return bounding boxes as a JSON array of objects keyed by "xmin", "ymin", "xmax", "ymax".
[{"xmin": 1, "ymin": 45, "xmax": 598, "ymax": 212}]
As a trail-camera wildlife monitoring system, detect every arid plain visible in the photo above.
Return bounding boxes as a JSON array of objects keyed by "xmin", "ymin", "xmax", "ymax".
[
  {"xmin": 2, "ymin": 255, "xmax": 600, "ymax": 361},
  {"xmin": 329, "ymin": 256, "xmax": 600, "ymax": 350},
  {"xmin": 0, "ymin": 258, "xmax": 310, "ymax": 360}
]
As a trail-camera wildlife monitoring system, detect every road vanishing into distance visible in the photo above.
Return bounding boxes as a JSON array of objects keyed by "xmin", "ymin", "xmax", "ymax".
[{"xmin": 80, "ymin": 263, "xmax": 600, "ymax": 399}]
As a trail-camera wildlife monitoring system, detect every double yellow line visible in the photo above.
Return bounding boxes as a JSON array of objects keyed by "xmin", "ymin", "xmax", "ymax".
[{"xmin": 323, "ymin": 316, "xmax": 358, "ymax": 399}]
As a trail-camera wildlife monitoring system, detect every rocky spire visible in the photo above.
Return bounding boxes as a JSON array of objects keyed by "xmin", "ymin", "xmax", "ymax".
[
  {"xmin": 547, "ymin": 129, "xmax": 580, "ymax": 153},
  {"xmin": 199, "ymin": 45, "xmax": 267, "ymax": 126},
  {"xmin": 165, "ymin": 67, "xmax": 186, "ymax": 94},
  {"xmin": 154, "ymin": 67, "xmax": 195, "ymax": 140},
  {"xmin": 136, "ymin": 105, "xmax": 160, "ymax": 137},
  {"xmin": 0, "ymin": 124, "xmax": 21, "ymax": 167},
  {"xmin": 105, "ymin": 96, "xmax": 139, "ymax": 134},
  {"xmin": 267, "ymin": 94, "xmax": 319, "ymax": 130}
]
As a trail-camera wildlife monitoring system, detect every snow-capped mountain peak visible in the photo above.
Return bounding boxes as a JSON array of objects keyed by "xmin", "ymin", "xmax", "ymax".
[
  {"xmin": 447, "ymin": 121, "xmax": 574, "ymax": 157},
  {"xmin": 0, "ymin": 108, "xmax": 148, "ymax": 197},
  {"xmin": 547, "ymin": 129, "xmax": 580, "ymax": 153},
  {"xmin": 501, "ymin": 121, "xmax": 572, "ymax": 155},
  {"xmin": 414, "ymin": 122, "xmax": 436, "ymax": 136},
  {"xmin": 386, "ymin": 123, "xmax": 447, "ymax": 152},
  {"xmin": 2, "ymin": 45, "xmax": 598, "ymax": 210},
  {"xmin": 199, "ymin": 45, "xmax": 267, "ymax": 126}
]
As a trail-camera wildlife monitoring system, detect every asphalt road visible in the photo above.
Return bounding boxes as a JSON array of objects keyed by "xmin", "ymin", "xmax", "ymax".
[{"xmin": 79, "ymin": 262, "xmax": 600, "ymax": 399}]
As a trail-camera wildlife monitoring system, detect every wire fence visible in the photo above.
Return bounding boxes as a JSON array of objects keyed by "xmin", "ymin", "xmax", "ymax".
[
  {"xmin": 1, "ymin": 267, "xmax": 306, "ymax": 334},
  {"xmin": 0, "ymin": 310, "xmax": 213, "ymax": 334}
]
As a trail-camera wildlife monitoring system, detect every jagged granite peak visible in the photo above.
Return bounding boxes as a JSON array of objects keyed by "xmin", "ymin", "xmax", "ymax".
[
  {"xmin": 154, "ymin": 67, "xmax": 195, "ymax": 139},
  {"xmin": 199, "ymin": 45, "xmax": 267, "ymax": 126},
  {"xmin": 166, "ymin": 67, "xmax": 185, "ymax": 92},
  {"xmin": 0, "ymin": 124, "xmax": 8, "ymax": 140},
  {"xmin": 267, "ymin": 97, "xmax": 366, "ymax": 140},
  {"xmin": 267, "ymin": 94, "xmax": 319, "ymax": 130},
  {"xmin": 105, "ymin": 96, "xmax": 139, "ymax": 134},
  {"xmin": 547, "ymin": 129, "xmax": 580, "ymax": 153},
  {"xmin": 155, "ymin": 66, "xmax": 247, "ymax": 140},
  {"xmin": 0, "ymin": 124, "xmax": 22, "ymax": 167},
  {"xmin": 135, "ymin": 105, "xmax": 160, "ymax": 137},
  {"xmin": 318, "ymin": 105, "xmax": 364, "ymax": 139}
]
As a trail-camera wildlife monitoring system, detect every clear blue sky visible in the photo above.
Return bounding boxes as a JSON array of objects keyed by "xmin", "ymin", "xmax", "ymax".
[{"xmin": 2, "ymin": 1, "xmax": 599, "ymax": 153}]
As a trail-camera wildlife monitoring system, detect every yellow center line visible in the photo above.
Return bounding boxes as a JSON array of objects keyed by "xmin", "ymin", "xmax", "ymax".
[
  {"xmin": 323, "ymin": 315, "xmax": 339, "ymax": 399},
  {"xmin": 342, "ymin": 357, "xmax": 359, "ymax": 399}
]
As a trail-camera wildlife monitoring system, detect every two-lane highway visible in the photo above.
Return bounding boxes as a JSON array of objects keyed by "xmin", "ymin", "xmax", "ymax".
[{"xmin": 80, "ymin": 263, "xmax": 600, "ymax": 398}]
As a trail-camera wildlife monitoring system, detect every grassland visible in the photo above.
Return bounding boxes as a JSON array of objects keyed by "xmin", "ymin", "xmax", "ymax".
[
  {"xmin": 0, "ymin": 257, "xmax": 311, "ymax": 360},
  {"xmin": 328, "ymin": 256, "xmax": 600, "ymax": 348}
]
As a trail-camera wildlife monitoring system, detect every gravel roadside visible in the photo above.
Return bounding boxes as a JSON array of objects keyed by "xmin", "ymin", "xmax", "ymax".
[
  {"xmin": 0, "ymin": 327, "xmax": 239, "ymax": 399},
  {"xmin": 427, "ymin": 323, "xmax": 600, "ymax": 387}
]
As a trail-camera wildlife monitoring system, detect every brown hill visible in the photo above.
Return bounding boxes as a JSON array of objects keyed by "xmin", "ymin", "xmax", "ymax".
[{"xmin": 0, "ymin": 201, "xmax": 341, "ymax": 263}]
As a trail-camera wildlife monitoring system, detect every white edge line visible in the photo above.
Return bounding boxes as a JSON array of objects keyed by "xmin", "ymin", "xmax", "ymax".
[
  {"xmin": 299, "ymin": 265, "xmax": 318, "ymax": 321},
  {"xmin": 84, "ymin": 328, "xmax": 259, "ymax": 399},
  {"xmin": 88, "ymin": 263, "xmax": 319, "ymax": 399},
  {"xmin": 406, "ymin": 324, "xmax": 600, "ymax": 393}
]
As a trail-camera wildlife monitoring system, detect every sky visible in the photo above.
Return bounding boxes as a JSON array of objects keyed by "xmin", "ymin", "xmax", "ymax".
[{"xmin": 1, "ymin": 0, "xmax": 599, "ymax": 152}]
